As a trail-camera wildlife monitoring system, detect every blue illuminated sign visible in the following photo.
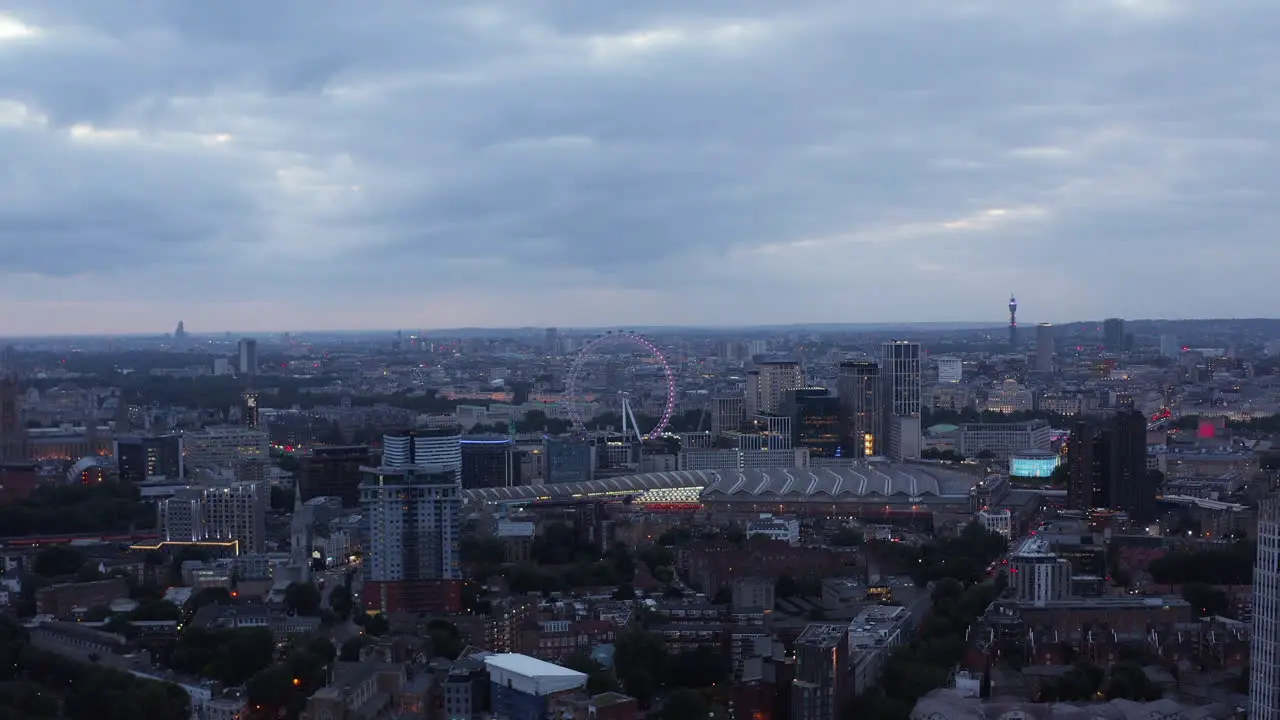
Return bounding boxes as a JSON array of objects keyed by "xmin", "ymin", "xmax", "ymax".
[{"xmin": 1010, "ymin": 455, "xmax": 1060, "ymax": 478}]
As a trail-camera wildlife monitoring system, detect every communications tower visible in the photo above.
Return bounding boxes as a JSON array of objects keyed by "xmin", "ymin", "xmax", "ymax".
[{"xmin": 1008, "ymin": 294, "xmax": 1018, "ymax": 348}]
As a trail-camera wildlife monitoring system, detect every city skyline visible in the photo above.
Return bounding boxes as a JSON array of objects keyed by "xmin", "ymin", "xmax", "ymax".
[{"xmin": 1, "ymin": 1, "xmax": 1276, "ymax": 334}]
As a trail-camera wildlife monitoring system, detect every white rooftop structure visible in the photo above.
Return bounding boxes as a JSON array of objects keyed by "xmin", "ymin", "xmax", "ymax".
[{"xmin": 483, "ymin": 653, "xmax": 587, "ymax": 696}]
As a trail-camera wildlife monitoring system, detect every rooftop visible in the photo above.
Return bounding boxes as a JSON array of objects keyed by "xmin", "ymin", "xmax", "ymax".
[
  {"xmin": 483, "ymin": 653, "xmax": 587, "ymax": 681},
  {"xmin": 463, "ymin": 463, "xmax": 977, "ymax": 505},
  {"xmin": 796, "ymin": 623, "xmax": 847, "ymax": 648}
]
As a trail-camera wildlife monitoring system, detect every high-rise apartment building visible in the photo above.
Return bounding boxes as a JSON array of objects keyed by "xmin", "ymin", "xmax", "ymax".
[
  {"xmin": 1065, "ymin": 411, "xmax": 1152, "ymax": 520},
  {"xmin": 300, "ymin": 445, "xmax": 372, "ymax": 508},
  {"xmin": 157, "ymin": 482, "xmax": 267, "ymax": 553},
  {"xmin": 791, "ymin": 623, "xmax": 851, "ymax": 720},
  {"xmin": 748, "ymin": 360, "xmax": 803, "ymax": 415},
  {"xmin": 383, "ymin": 426, "xmax": 463, "ymax": 480},
  {"xmin": 361, "ymin": 464, "xmax": 462, "ymax": 615},
  {"xmin": 115, "ymin": 434, "xmax": 184, "ymax": 482},
  {"xmin": 1252, "ymin": 498, "xmax": 1280, "ymax": 719},
  {"xmin": 1034, "ymin": 323, "xmax": 1054, "ymax": 373},
  {"xmin": 1102, "ymin": 318, "xmax": 1125, "ymax": 352},
  {"xmin": 1009, "ymin": 537, "xmax": 1072, "ymax": 607},
  {"xmin": 238, "ymin": 338, "xmax": 258, "ymax": 376},
  {"xmin": 837, "ymin": 361, "xmax": 882, "ymax": 458}
]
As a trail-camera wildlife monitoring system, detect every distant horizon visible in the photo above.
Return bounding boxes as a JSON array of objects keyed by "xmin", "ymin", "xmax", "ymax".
[{"xmin": 3, "ymin": 317, "xmax": 1278, "ymax": 342}]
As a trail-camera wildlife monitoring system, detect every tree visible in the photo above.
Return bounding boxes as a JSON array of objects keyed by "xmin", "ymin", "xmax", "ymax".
[
  {"xmin": 285, "ymin": 582, "xmax": 322, "ymax": 616},
  {"xmin": 460, "ymin": 536, "xmax": 508, "ymax": 565},
  {"xmin": 360, "ymin": 612, "xmax": 389, "ymax": 637},
  {"xmin": 328, "ymin": 584, "xmax": 353, "ymax": 620},
  {"xmin": 426, "ymin": 619, "xmax": 462, "ymax": 660},
  {"xmin": 562, "ymin": 650, "xmax": 618, "ymax": 695},
  {"xmin": 614, "ymin": 631, "xmax": 665, "ymax": 707},
  {"xmin": 32, "ymin": 546, "xmax": 87, "ymax": 578},
  {"xmin": 84, "ymin": 605, "xmax": 113, "ymax": 622},
  {"xmin": 661, "ymin": 688, "xmax": 707, "ymax": 720},
  {"xmin": 830, "ymin": 527, "xmax": 864, "ymax": 547},
  {"xmin": 612, "ymin": 584, "xmax": 636, "ymax": 601},
  {"xmin": 130, "ymin": 600, "xmax": 181, "ymax": 622},
  {"xmin": 1182, "ymin": 582, "xmax": 1232, "ymax": 618},
  {"xmin": 339, "ymin": 637, "xmax": 367, "ymax": 662},
  {"xmin": 775, "ymin": 575, "xmax": 797, "ymax": 598}
]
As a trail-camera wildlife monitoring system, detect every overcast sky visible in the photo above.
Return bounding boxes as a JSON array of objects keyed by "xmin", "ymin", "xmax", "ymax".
[{"xmin": 0, "ymin": 1, "xmax": 1274, "ymax": 335}]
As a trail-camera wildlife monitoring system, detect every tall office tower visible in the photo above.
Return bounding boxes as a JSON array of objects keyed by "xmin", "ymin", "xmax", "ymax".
[
  {"xmin": 238, "ymin": 338, "xmax": 258, "ymax": 376},
  {"xmin": 711, "ymin": 396, "xmax": 745, "ymax": 438},
  {"xmin": 936, "ymin": 356, "xmax": 962, "ymax": 383},
  {"xmin": 782, "ymin": 388, "xmax": 841, "ymax": 458},
  {"xmin": 382, "ymin": 427, "xmax": 463, "ymax": 480},
  {"xmin": 1252, "ymin": 498, "xmax": 1280, "ymax": 719},
  {"xmin": 751, "ymin": 360, "xmax": 804, "ymax": 415},
  {"xmin": 1065, "ymin": 410, "xmax": 1151, "ymax": 520},
  {"xmin": 881, "ymin": 341, "xmax": 922, "ymax": 417},
  {"xmin": 115, "ymin": 434, "xmax": 185, "ymax": 482},
  {"xmin": 300, "ymin": 445, "xmax": 372, "ymax": 508},
  {"xmin": 1034, "ymin": 323, "xmax": 1054, "ymax": 373},
  {"xmin": 157, "ymin": 482, "xmax": 268, "ymax": 553},
  {"xmin": 1102, "ymin": 318, "xmax": 1125, "ymax": 352},
  {"xmin": 460, "ymin": 436, "xmax": 522, "ymax": 489},
  {"xmin": 241, "ymin": 390, "xmax": 260, "ymax": 430},
  {"xmin": 882, "ymin": 341, "xmax": 922, "ymax": 460},
  {"xmin": 361, "ymin": 464, "xmax": 462, "ymax": 614},
  {"xmin": 1159, "ymin": 334, "xmax": 1181, "ymax": 359},
  {"xmin": 1008, "ymin": 294, "xmax": 1018, "ymax": 349},
  {"xmin": 838, "ymin": 361, "xmax": 882, "ymax": 458},
  {"xmin": 544, "ymin": 327, "xmax": 559, "ymax": 354}
]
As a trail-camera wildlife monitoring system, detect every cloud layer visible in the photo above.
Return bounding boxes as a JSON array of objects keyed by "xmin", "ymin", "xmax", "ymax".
[{"xmin": 0, "ymin": 0, "xmax": 1275, "ymax": 334}]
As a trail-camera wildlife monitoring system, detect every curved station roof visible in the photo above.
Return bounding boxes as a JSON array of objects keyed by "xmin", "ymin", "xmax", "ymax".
[{"xmin": 462, "ymin": 463, "xmax": 977, "ymax": 505}]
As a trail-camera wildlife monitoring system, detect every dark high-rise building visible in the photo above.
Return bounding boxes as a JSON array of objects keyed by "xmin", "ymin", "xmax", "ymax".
[
  {"xmin": 460, "ymin": 436, "xmax": 522, "ymax": 489},
  {"xmin": 300, "ymin": 445, "xmax": 373, "ymax": 508},
  {"xmin": 837, "ymin": 361, "xmax": 882, "ymax": 458},
  {"xmin": 238, "ymin": 338, "xmax": 259, "ymax": 376},
  {"xmin": 544, "ymin": 436, "xmax": 593, "ymax": 484},
  {"xmin": 115, "ymin": 434, "xmax": 185, "ymax": 482},
  {"xmin": 0, "ymin": 370, "xmax": 24, "ymax": 463},
  {"xmin": 1102, "ymin": 318, "xmax": 1125, "ymax": 352},
  {"xmin": 783, "ymin": 388, "xmax": 841, "ymax": 458},
  {"xmin": 510, "ymin": 381, "xmax": 532, "ymax": 406},
  {"xmin": 1066, "ymin": 410, "xmax": 1152, "ymax": 521}
]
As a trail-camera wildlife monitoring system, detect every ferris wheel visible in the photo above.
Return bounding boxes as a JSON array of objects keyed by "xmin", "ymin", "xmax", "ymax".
[{"xmin": 565, "ymin": 331, "xmax": 677, "ymax": 441}]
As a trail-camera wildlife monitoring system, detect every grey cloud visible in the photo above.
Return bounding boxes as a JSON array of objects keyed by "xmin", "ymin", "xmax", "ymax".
[{"xmin": 0, "ymin": 0, "xmax": 1275, "ymax": 330}]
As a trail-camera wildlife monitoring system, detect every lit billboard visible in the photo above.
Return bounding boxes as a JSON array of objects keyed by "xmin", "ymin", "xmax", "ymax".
[{"xmin": 1010, "ymin": 454, "xmax": 1060, "ymax": 478}]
